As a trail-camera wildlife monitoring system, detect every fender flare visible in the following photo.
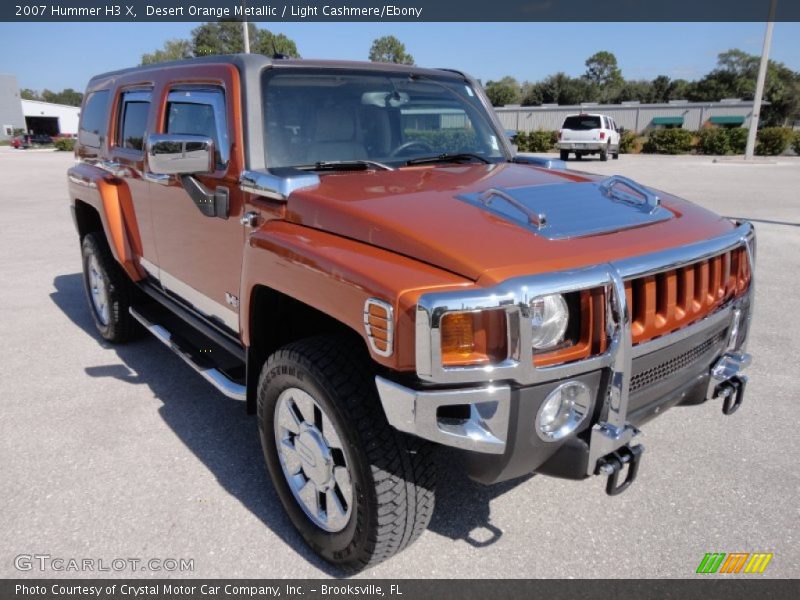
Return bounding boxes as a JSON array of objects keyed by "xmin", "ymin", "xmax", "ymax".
[{"xmin": 68, "ymin": 163, "xmax": 144, "ymax": 281}]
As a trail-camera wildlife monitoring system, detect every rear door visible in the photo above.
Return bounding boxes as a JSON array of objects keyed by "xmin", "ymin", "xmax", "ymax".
[
  {"xmin": 146, "ymin": 82, "xmax": 245, "ymax": 335},
  {"xmin": 108, "ymin": 88, "xmax": 157, "ymax": 269}
]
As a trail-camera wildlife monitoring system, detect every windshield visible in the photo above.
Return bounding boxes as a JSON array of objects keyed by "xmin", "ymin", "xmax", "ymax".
[
  {"xmin": 262, "ymin": 68, "xmax": 508, "ymax": 169},
  {"xmin": 561, "ymin": 115, "xmax": 602, "ymax": 131}
]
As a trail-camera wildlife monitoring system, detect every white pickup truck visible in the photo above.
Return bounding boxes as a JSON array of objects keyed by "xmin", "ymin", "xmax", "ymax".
[{"xmin": 557, "ymin": 113, "xmax": 621, "ymax": 161}]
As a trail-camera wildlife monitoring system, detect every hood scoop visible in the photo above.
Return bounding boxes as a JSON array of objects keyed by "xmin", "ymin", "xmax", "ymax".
[{"xmin": 456, "ymin": 175, "xmax": 673, "ymax": 240}]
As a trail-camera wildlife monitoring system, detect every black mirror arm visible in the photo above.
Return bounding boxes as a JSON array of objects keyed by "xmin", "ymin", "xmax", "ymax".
[{"xmin": 180, "ymin": 175, "xmax": 229, "ymax": 219}]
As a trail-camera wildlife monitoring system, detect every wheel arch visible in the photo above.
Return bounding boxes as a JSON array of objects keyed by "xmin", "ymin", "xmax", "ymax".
[{"xmin": 245, "ymin": 284, "xmax": 368, "ymax": 414}]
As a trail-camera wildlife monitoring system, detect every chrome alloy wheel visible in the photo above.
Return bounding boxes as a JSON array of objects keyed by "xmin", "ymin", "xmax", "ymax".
[
  {"xmin": 274, "ymin": 388, "xmax": 353, "ymax": 532},
  {"xmin": 87, "ymin": 254, "xmax": 110, "ymax": 325}
]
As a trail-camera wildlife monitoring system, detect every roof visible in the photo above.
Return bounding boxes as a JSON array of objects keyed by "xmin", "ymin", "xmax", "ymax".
[
  {"xmin": 88, "ymin": 54, "xmax": 469, "ymax": 85},
  {"xmin": 496, "ymin": 100, "xmax": 768, "ymax": 111},
  {"xmin": 20, "ymin": 99, "xmax": 80, "ymax": 111}
]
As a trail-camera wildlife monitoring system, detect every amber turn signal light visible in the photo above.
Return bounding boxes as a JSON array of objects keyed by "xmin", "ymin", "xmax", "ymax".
[{"xmin": 440, "ymin": 310, "xmax": 507, "ymax": 367}]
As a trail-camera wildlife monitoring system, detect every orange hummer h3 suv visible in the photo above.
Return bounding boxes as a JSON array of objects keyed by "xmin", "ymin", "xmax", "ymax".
[{"xmin": 68, "ymin": 54, "xmax": 754, "ymax": 571}]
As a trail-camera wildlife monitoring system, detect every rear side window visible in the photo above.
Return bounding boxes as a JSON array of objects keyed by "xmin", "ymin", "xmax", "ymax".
[
  {"xmin": 165, "ymin": 88, "xmax": 229, "ymax": 167},
  {"xmin": 562, "ymin": 115, "xmax": 602, "ymax": 131},
  {"xmin": 117, "ymin": 91, "xmax": 151, "ymax": 151},
  {"xmin": 79, "ymin": 90, "xmax": 110, "ymax": 148}
]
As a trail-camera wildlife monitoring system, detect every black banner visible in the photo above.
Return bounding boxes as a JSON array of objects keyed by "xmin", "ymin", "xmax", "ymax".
[
  {"xmin": 3, "ymin": 0, "xmax": 800, "ymax": 23},
  {"xmin": 3, "ymin": 579, "xmax": 800, "ymax": 600}
]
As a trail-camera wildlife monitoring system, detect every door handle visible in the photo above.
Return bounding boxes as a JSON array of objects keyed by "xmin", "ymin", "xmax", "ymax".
[{"xmin": 143, "ymin": 172, "xmax": 171, "ymax": 185}]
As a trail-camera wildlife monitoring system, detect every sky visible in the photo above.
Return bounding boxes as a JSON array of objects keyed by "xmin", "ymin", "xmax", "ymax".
[{"xmin": 1, "ymin": 21, "xmax": 799, "ymax": 92}]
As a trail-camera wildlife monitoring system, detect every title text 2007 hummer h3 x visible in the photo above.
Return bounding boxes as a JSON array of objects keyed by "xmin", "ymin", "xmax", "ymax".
[{"xmin": 67, "ymin": 55, "xmax": 754, "ymax": 571}]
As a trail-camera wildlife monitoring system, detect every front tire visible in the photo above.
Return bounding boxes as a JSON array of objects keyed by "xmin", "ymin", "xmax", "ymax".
[
  {"xmin": 257, "ymin": 336, "xmax": 436, "ymax": 571},
  {"xmin": 80, "ymin": 232, "xmax": 138, "ymax": 342}
]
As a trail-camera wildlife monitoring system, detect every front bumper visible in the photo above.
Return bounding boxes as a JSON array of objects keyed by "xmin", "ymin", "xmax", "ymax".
[
  {"xmin": 377, "ymin": 302, "xmax": 752, "ymax": 484},
  {"xmin": 377, "ymin": 222, "xmax": 755, "ymax": 485}
]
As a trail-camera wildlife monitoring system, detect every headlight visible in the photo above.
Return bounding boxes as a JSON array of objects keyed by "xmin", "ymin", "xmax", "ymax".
[
  {"xmin": 530, "ymin": 294, "xmax": 569, "ymax": 351},
  {"xmin": 536, "ymin": 381, "xmax": 592, "ymax": 441}
]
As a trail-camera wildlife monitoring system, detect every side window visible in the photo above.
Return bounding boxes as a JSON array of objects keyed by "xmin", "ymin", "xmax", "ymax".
[
  {"xmin": 165, "ymin": 88, "xmax": 229, "ymax": 167},
  {"xmin": 117, "ymin": 91, "xmax": 151, "ymax": 152},
  {"xmin": 79, "ymin": 90, "xmax": 110, "ymax": 148}
]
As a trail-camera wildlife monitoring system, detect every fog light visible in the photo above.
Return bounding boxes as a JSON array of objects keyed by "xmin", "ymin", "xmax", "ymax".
[{"xmin": 536, "ymin": 381, "xmax": 592, "ymax": 441}]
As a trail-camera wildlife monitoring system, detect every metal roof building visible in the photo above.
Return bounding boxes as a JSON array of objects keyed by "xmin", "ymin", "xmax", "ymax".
[
  {"xmin": 495, "ymin": 100, "xmax": 759, "ymax": 134},
  {"xmin": 0, "ymin": 74, "xmax": 26, "ymax": 141},
  {"xmin": 21, "ymin": 99, "xmax": 80, "ymax": 136}
]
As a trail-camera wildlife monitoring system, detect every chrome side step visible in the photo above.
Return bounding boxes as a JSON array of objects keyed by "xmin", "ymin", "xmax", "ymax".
[{"xmin": 130, "ymin": 307, "xmax": 246, "ymax": 401}]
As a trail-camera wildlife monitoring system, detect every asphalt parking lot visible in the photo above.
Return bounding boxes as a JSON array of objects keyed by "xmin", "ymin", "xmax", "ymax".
[{"xmin": 1, "ymin": 148, "xmax": 799, "ymax": 579}]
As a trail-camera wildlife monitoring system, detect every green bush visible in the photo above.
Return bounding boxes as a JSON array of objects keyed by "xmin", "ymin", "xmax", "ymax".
[
  {"xmin": 528, "ymin": 130, "xmax": 556, "ymax": 152},
  {"xmin": 54, "ymin": 138, "xmax": 75, "ymax": 152},
  {"xmin": 727, "ymin": 127, "xmax": 748, "ymax": 154},
  {"xmin": 755, "ymin": 127, "xmax": 793, "ymax": 156},
  {"xmin": 642, "ymin": 128, "xmax": 694, "ymax": 154},
  {"xmin": 513, "ymin": 130, "xmax": 557, "ymax": 153},
  {"xmin": 405, "ymin": 128, "xmax": 478, "ymax": 154},
  {"xmin": 697, "ymin": 128, "xmax": 731, "ymax": 155},
  {"xmin": 792, "ymin": 131, "xmax": 800, "ymax": 155},
  {"xmin": 619, "ymin": 130, "xmax": 638, "ymax": 154}
]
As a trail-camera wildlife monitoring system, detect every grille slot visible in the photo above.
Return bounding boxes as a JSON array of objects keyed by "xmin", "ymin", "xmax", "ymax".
[
  {"xmin": 625, "ymin": 245, "xmax": 750, "ymax": 345},
  {"xmin": 630, "ymin": 330, "xmax": 726, "ymax": 393}
]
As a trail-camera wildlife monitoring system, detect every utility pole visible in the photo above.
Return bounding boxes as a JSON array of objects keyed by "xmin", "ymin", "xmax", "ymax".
[
  {"xmin": 744, "ymin": 0, "xmax": 777, "ymax": 159},
  {"xmin": 242, "ymin": 22, "xmax": 250, "ymax": 53},
  {"xmin": 242, "ymin": 0, "xmax": 250, "ymax": 53}
]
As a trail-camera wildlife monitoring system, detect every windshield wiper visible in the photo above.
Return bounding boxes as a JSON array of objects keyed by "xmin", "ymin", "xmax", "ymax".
[
  {"xmin": 298, "ymin": 160, "xmax": 394, "ymax": 172},
  {"xmin": 404, "ymin": 153, "xmax": 491, "ymax": 166}
]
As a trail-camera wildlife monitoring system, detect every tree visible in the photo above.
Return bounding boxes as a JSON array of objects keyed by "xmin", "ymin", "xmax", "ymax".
[
  {"xmin": 22, "ymin": 88, "xmax": 83, "ymax": 106},
  {"xmin": 527, "ymin": 73, "xmax": 597, "ymax": 106},
  {"xmin": 484, "ymin": 76, "xmax": 521, "ymax": 106},
  {"xmin": 368, "ymin": 36, "xmax": 414, "ymax": 65},
  {"xmin": 686, "ymin": 49, "xmax": 800, "ymax": 126},
  {"xmin": 520, "ymin": 81, "xmax": 543, "ymax": 106},
  {"xmin": 42, "ymin": 88, "xmax": 83, "ymax": 106},
  {"xmin": 141, "ymin": 39, "xmax": 193, "ymax": 65},
  {"xmin": 651, "ymin": 75, "xmax": 671, "ymax": 103},
  {"xmin": 614, "ymin": 80, "xmax": 655, "ymax": 104},
  {"xmin": 192, "ymin": 21, "xmax": 256, "ymax": 56},
  {"xmin": 584, "ymin": 51, "xmax": 624, "ymax": 88}
]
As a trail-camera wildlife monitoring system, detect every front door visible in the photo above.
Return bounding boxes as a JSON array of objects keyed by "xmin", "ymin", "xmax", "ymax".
[{"xmin": 147, "ymin": 84, "xmax": 245, "ymax": 335}]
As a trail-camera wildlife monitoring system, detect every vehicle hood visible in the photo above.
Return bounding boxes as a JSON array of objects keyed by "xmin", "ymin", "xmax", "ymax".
[{"xmin": 285, "ymin": 163, "xmax": 735, "ymax": 284}]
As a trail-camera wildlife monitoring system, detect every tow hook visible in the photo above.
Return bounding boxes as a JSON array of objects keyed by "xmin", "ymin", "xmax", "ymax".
[
  {"xmin": 713, "ymin": 375, "xmax": 748, "ymax": 415},
  {"xmin": 595, "ymin": 444, "xmax": 644, "ymax": 496}
]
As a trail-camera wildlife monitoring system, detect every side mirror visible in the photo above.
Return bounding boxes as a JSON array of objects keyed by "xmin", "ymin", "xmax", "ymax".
[
  {"xmin": 504, "ymin": 130, "xmax": 519, "ymax": 155},
  {"xmin": 147, "ymin": 134, "xmax": 215, "ymax": 175}
]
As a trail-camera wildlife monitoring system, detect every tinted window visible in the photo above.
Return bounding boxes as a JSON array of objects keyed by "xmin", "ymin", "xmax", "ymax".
[
  {"xmin": 167, "ymin": 102, "xmax": 218, "ymax": 145},
  {"xmin": 262, "ymin": 70, "xmax": 506, "ymax": 168},
  {"xmin": 79, "ymin": 90, "xmax": 110, "ymax": 147},
  {"xmin": 165, "ymin": 90, "xmax": 226, "ymax": 166},
  {"xmin": 118, "ymin": 98, "xmax": 149, "ymax": 151},
  {"xmin": 562, "ymin": 116, "xmax": 602, "ymax": 131}
]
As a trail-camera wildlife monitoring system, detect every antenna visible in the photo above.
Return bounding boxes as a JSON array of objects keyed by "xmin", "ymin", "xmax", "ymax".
[{"xmin": 271, "ymin": 37, "xmax": 287, "ymax": 60}]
